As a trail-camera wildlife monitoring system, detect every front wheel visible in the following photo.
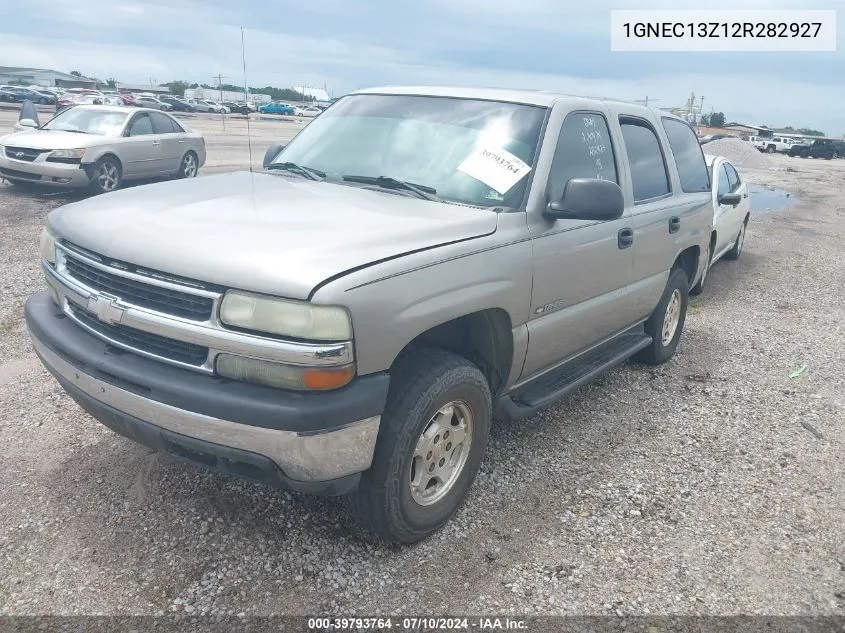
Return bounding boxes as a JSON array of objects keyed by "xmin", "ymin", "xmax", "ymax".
[
  {"xmin": 634, "ymin": 268, "xmax": 689, "ymax": 366},
  {"xmin": 177, "ymin": 151, "xmax": 198, "ymax": 179},
  {"xmin": 89, "ymin": 156, "xmax": 122, "ymax": 194},
  {"xmin": 350, "ymin": 348, "xmax": 491, "ymax": 543}
]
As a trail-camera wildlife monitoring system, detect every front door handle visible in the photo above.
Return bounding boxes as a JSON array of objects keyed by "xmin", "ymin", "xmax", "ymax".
[
  {"xmin": 618, "ymin": 227, "xmax": 634, "ymax": 249},
  {"xmin": 152, "ymin": 140, "xmax": 161, "ymax": 146},
  {"xmin": 669, "ymin": 216, "xmax": 681, "ymax": 233}
]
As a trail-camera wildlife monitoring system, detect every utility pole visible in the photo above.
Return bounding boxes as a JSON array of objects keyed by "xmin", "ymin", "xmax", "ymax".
[
  {"xmin": 636, "ymin": 96, "xmax": 659, "ymax": 107},
  {"xmin": 213, "ymin": 73, "xmax": 226, "ymax": 102},
  {"xmin": 213, "ymin": 73, "xmax": 226, "ymax": 129}
]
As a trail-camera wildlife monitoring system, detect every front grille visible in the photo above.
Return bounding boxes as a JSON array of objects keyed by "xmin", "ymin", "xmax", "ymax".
[
  {"xmin": 5, "ymin": 146, "xmax": 43, "ymax": 162},
  {"xmin": 70, "ymin": 303, "xmax": 209, "ymax": 366},
  {"xmin": 64, "ymin": 254, "xmax": 214, "ymax": 321},
  {"xmin": 0, "ymin": 167, "xmax": 41, "ymax": 180}
]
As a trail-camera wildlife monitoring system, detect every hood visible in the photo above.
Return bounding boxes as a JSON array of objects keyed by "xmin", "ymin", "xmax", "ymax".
[
  {"xmin": 49, "ymin": 171, "xmax": 498, "ymax": 300},
  {"xmin": 0, "ymin": 129, "xmax": 111, "ymax": 150}
]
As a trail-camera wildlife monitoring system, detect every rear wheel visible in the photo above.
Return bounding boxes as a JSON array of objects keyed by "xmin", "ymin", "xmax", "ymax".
[
  {"xmin": 766, "ymin": 145, "xmax": 775, "ymax": 153},
  {"xmin": 634, "ymin": 268, "xmax": 689, "ymax": 366},
  {"xmin": 89, "ymin": 156, "xmax": 122, "ymax": 194},
  {"xmin": 177, "ymin": 151, "xmax": 198, "ymax": 179},
  {"xmin": 350, "ymin": 348, "xmax": 491, "ymax": 543},
  {"xmin": 723, "ymin": 218, "xmax": 747, "ymax": 261}
]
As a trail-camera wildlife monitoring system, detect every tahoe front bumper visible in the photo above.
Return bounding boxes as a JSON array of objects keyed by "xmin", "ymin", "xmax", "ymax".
[{"xmin": 25, "ymin": 291, "xmax": 390, "ymax": 495}]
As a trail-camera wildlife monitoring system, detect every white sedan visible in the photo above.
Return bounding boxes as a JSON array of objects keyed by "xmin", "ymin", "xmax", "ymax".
[
  {"xmin": 294, "ymin": 105, "xmax": 322, "ymax": 118},
  {"xmin": 692, "ymin": 154, "xmax": 751, "ymax": 295}
]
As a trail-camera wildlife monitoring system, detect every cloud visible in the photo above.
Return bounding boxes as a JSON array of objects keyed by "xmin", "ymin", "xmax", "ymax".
[{"xmin": 1, "ymin": 0, "xmax": 843, "ymax": 133}]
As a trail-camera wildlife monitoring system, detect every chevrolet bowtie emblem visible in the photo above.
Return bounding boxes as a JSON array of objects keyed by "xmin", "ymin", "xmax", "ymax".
[{"xmin": 87, "ymin": 293, "xmax": 126, "ymax": 325}]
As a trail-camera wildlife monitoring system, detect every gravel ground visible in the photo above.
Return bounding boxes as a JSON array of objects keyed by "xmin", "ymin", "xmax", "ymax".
[
  {"xmin": 701, "ymin": 137, "xmax": 772, "ymax": 169},
  {"xmin": 0, "ymin": 117, "xmax": 843, "ymax": 618}
]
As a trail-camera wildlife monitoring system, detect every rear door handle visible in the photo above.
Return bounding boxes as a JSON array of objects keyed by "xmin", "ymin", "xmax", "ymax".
[
  {"xmin": 152, "ymin": 140, "xmax": 161, "ymax": 146},
  {"xmin": 618, "ymin": 227, "xmax": 634, "ymax": 249},
  {"xmin": 669, "ymin": 216, "xmax": 681, "ymax": 233}
]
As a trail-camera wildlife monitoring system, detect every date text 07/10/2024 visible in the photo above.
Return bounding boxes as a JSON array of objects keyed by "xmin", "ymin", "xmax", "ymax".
[{"xmin": 307, "ymin": 616, "xmax": 528, "ymax": 630}]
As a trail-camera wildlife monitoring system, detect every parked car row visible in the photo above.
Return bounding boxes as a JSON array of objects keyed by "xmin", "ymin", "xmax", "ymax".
[
  {"xmin": 787, "ymin": 138, "xmax": 845, "ymax": 159},
  {"xmin": 258, "ymin": 102, "xmax": 327, "ymax": 117},
  {"xmin": 0, "ymin": 85, "xmax": 58, "ymax": 105}
]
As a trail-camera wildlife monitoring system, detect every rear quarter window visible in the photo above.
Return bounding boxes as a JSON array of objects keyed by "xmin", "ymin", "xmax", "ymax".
[
  {"xmin": 661, "ymin": 117, "xmax": 710, "ymax": 193},
  {"xmin": 619, "ymin": 117, "xmax": 671, "ymax": 202}
]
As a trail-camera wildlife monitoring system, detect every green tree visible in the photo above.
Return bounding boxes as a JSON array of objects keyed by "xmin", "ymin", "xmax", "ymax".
[
  {"xmin": 160, "ymin": 80, "xmax": 191, "ymax": 96},
  {"xmin": 797, "ymin": 128, "xmax": 824, "ymax": 137},
  {"xmin": 709, "ymin": 111, "xmax": 726, "ymax": 127},
  {"xmin": 699, "ymin": 113, "xmax": 710, "ymax": 126},
  {"xmin": 70, "ymin": 70, "xmax": 83, "ymax": 77},
  {"xmin": 104, "ymin": 78, "xmax": 117, "ymax": 89}
]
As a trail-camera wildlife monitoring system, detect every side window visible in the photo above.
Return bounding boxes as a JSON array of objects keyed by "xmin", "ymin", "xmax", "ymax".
[
  {"xmin": 619, "ymin": 118, "xmax": 670, "ymax": 202},
  {"xmin": 725, "ymin": 162, "xmax": 741, "ymax": 192},
  {"xmin": 717, "ymin": 164, "xmax": 731, "ymax": 198},
  {"xmin": 661, "ymin": 117, "xmax": 710, "ymax": 193},
  {"xmin": 126, "ymin": 114, "xmax": 153, "ymax": 136},
  {"xmin": 547, "ymin": 111, "xmax": 618, "ymax": 202},
  {"xmin": 150, "ymin": 112, "xmax": 176, "ymax": 134}
]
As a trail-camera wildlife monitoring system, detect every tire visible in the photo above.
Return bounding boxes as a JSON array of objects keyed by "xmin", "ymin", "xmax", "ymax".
[
  {"xmin": 766, "ymin": 145, "xmax": 775, "ymax": 153},
  {"xmin": 177, "ymin": 151, "xmax": 199, "ymax": 179},
  {"xmin": 88, "ymin": 156, "xmax": 122, "ymax": 195},
  {"xmin": 689, "ymin": 241, "xmax": 712, "ymax": 296},
  {"xmin": 633, "ymin": 267, "xmax": 689, "ymax": 366},
  {"xmin": 39, "ymin": 97, "xmax": 48, "ymax": 105},
  {"xmin": 723, "ymin": 218, "xmax": 747, "ymax": 261},
  {"xmin": 350, "ymin": 347, "xmax": 492, "ymax": 544}
]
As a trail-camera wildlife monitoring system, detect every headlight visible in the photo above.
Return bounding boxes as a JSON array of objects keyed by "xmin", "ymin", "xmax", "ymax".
[
  {"xmin": 216, "ymin": 354, "xmax": 355, "ymax": 391},
  {"xmin": 39, "ymin": 226, "xmax": 58, "ymax": 264},
  {"xmin": 48, "ymin": 148, "xmax": 86, "ymax": 159},
  {"xmin": 219, "ymin": 291, "xmax": 352, "ymax": 341}
]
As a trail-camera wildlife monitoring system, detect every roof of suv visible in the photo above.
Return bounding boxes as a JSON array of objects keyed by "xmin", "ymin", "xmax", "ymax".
[{"xmin": 351, "ymin": 85, "xmax": 660, "ymax": 114}]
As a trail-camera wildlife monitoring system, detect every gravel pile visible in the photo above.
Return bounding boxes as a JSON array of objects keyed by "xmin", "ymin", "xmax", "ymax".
[{"xmin": 702, "ymin": 137, "xmax": 772, "ymax": 169}]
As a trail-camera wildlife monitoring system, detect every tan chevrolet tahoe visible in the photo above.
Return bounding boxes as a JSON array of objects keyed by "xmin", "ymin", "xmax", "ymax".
[{"xmin": 26, "ymin": 86, "xmax": 712, "ymax": 543}]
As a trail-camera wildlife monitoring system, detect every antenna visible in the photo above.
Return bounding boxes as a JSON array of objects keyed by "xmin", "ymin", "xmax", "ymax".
[{"xmin": 241, "ymin": 26, "xmax": 254, "ymax": 173}]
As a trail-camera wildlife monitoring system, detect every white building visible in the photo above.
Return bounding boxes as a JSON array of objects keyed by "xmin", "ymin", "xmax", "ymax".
[
  {"xmin": 0, "ymin": 66, "xmax": 98, "ymax": 89},
  {"xmin": 184, "ymin": 87, "xmax": 271, "ymax": 105},
  {"xmin": 294, "ymin": 86, "xmax": 330, "ymax": 102}
]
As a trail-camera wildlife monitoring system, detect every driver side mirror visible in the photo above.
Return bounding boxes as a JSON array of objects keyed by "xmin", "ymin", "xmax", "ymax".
[
  {"xmin": 718, "ymin": 192, "xmax": 741, "ymax": 206},
  {"xmin": 544, "ymin": 178, "xmax": 625, "ymax": 222},
  {"xmin": 262, "ymin": 143, "xmax": 286, "ymax": 169},
  {"xmin": 15, "ymin": 119, "xmax": 38, "ymax": 130}
]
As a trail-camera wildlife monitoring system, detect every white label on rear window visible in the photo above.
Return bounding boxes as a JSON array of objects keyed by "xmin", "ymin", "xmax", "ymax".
[{"xmin": 457, "ymin": 146, "xmax": 532, "ymax": 194}]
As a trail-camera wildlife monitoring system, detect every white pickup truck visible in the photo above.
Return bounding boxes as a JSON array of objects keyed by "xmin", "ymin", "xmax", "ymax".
[{"xmin": 751, "ymin": 136, "xmax": 800, "ymax": 154}]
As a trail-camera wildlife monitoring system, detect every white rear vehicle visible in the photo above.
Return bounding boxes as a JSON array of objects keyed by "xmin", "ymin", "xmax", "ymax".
[{"xmin": 691, "ymin": 155, "xmax": 751, "ymax": 295}]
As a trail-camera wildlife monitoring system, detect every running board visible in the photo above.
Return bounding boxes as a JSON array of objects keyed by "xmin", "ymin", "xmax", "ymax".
[{"xmin": 495, "ymin": 331, "xmax": 652, "ymax": 422}]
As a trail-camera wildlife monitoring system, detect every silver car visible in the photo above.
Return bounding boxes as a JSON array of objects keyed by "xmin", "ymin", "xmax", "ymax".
[{"xmin": 0, "ymin": 105, "xmax": 206, "ymax": 194}]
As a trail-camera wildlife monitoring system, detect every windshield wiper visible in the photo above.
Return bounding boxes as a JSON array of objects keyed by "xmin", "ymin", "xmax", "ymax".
[
  {"xmin": 266, "ymin": 161, "xmax": 325, "ymax": 181},
  {"xmin": 342, "ymin": 175, "xmax": 439, "ymax": 201}
]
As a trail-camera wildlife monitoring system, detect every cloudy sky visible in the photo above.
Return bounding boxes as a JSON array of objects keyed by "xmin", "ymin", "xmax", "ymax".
[{"xmin": 2, "ymin": 0, "xmax": 843, "ymax": 133}]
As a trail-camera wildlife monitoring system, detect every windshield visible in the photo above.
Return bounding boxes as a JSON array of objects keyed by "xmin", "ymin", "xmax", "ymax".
[
  {"xmin": 42, "ymin": 108, "xmax": 128, "ymax": 135},
  {"xmin": 271, "ymin": 94, "xmax": 547, "ymax": 208}
]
